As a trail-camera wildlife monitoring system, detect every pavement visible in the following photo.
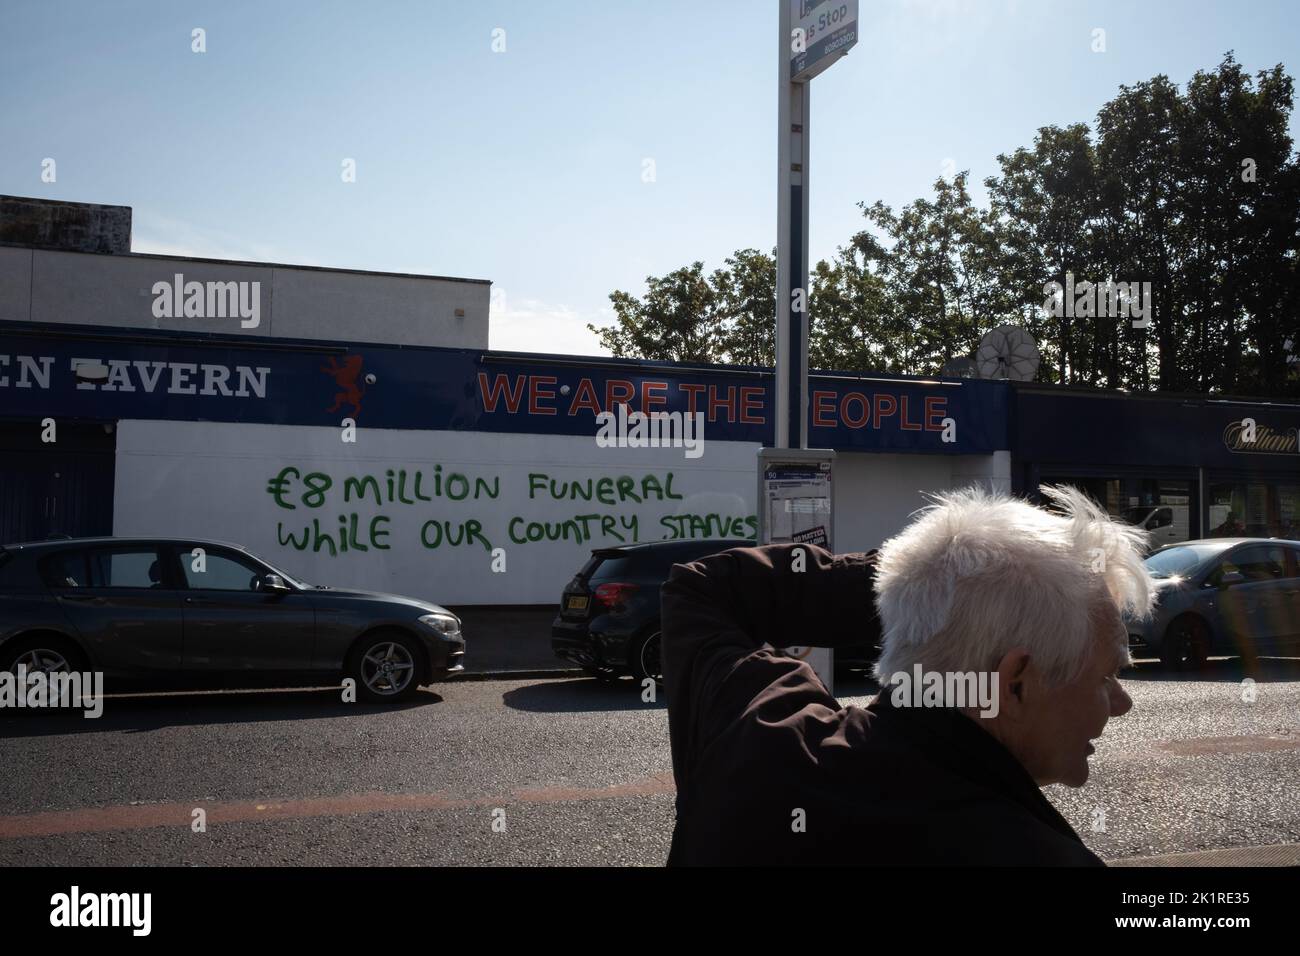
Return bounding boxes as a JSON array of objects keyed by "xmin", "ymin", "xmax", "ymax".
[{"xmin": 0, "ymin": 657, "xmax": 1296, "ymax": 866}]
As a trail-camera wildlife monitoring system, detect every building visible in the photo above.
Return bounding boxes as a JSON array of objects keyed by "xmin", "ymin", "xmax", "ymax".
[
  {"xmin": 2, "ymin": 195, "xmax": 1295, "ymax": 614},
  {"xmin": 1012, "ymin": 385, "xmax": 1300, "ymax": 541}
]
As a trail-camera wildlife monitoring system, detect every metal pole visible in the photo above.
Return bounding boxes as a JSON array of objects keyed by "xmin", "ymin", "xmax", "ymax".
[
  {"xmin": 797, "ymin": 81, "xmax": 810, "ymax": 449},
  {"xmin": 775, "ymin": 1, "xmax": 809, "ymax": 451}
]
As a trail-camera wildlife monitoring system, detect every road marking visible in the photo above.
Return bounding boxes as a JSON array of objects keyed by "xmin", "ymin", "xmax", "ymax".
[
  {"xmin": 0, "ymin": 773, "xmax": 677, "ymax": 840},
  {"xmin": 1153, "ymin": 733, "xmax": 1300, "ymax": 756}
]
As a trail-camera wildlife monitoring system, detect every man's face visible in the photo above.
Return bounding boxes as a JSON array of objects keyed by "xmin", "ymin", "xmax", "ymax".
[{"xmin": 998, "ymin": 608, "xmax": 1134, "ymax": 787}]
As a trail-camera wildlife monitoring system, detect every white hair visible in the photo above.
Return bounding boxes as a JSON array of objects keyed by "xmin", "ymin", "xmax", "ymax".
[{"xmin": 872, "ymin": 484, "xmax": 1158, "ymax": 687}]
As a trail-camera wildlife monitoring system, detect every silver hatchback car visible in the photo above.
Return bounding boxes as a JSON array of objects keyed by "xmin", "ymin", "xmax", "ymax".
[{"xmin": 1128, "ymin": 538, "xmax": 1300, "ymax": 668}]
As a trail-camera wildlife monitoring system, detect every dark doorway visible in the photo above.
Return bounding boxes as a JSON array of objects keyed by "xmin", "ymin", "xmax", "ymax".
[{"xmin": 0, "ymin": 420, "xmax": 115, "ymax": 544}]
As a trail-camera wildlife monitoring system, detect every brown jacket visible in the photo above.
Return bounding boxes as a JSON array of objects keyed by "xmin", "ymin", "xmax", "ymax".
[{"xmin": 660, "ymin": 542, "xmax": 1103, "ymax": 866}]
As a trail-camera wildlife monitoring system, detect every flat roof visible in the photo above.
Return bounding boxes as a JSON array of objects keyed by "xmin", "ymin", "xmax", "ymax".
[{"xmin": 0, "ymin": 240, "xmax": 492, "ymax": 286}]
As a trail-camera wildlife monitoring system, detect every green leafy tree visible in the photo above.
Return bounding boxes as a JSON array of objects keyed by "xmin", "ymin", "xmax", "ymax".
[
  {"xmin": 593, "ymin": 262, "xmax": 727, "ymax": 363},
  {"xmin": 853, "ymin": 172, "xmax": 1014, "ymax": 375},
  {"xmin": 808, "ymin": 247, "xmax": 893, "ymax": 372},
  {"xmin": 714, "ymin": 248, "xmax": 777, "ymax": 367},
  {"xmin": 594, "ymin": 55, "xmax": 1299, "ymax": 397}
]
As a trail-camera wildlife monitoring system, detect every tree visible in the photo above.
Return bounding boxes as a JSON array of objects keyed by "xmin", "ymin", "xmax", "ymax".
[
  {"xmin": 714, "ymin": 248, "xmax": 777, "ymax": 367},
  {"xmin": 808, "ymin": 246, "xmax": 893, "ymax": 372},
  {"xmin": 594, "ymin": 55, "xmax": 1300, "ymax": 397},
  {"xmin": 593, "ymin": 262, "xmax": 727, "ymax": 363},
  {"xmin": 853, "ymin": 172, "xmax": 1014, "ymax": 376}
]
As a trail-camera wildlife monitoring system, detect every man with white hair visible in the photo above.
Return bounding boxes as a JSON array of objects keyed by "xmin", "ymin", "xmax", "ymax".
[{"xmin": 660, "ymin": 485, "xmax": 1157, "ymax": 865}]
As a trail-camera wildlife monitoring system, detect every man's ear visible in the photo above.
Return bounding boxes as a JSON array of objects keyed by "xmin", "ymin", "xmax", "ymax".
[{"xmin": 995, "ymin": 648, "xmax": 1033, "ymax": 717}]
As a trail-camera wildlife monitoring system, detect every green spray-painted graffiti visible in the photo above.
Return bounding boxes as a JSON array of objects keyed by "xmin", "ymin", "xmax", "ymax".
[{"xmin": 264, "ymin": 466, "xmax": 758, "ymax": 556}]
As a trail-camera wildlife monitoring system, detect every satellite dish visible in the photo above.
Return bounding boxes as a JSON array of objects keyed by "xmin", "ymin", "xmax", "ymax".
[
  {"xmin": 940, "ymin": 357, "xmax": 977, "ymax": 379},
  {"xmin": 975, "ymin": 325, "xmax": 1040, "ymax": 381}
]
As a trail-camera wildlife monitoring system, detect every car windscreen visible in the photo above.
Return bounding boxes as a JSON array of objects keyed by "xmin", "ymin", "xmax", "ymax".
[{"xmin": 1144, "ymin": 543, "xmax": 1229, "ymax": 578}]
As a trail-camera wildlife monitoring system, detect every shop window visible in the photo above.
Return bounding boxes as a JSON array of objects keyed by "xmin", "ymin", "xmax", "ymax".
[
  {"xmin": 1208, "ymin": 480, "xmax": 1299, "ymax": 539},
  {"xmin": 1040, "ymin": 477, "xmax": 1123, "ymax": 517}
]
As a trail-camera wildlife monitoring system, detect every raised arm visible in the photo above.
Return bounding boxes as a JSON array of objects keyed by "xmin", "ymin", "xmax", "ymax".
[{"xmin": 660, "ymin": 542, "xmax": 879, "ymax": 796}]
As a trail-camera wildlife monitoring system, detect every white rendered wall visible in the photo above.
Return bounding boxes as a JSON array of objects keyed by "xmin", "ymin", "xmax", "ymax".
[
  {"xmin": 0, "ymin": 245, "xmax": 489, "ymax": 349},
  {"xmin": 113, "ymin": 420, "xmax": 759, "ymax": 606},
  {"xmin": 113, "ymin": 420, "xmax": 1003, "ymax": 605},
  {"xmin": 832, "ymin": 451, "xmax": 1010, "ymax": 553}
]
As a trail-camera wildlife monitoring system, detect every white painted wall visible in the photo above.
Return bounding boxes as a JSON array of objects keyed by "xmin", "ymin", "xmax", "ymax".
[
  {"xmin": 0, "ymin": 247, "xmax": 489, "ymax": 349},
  {"xmin": 0, "ymin": 246, "xmax": 33, "ymax": 323},
  {"xmin": 112, "ymin": 421, "xmax": 1004, "ymax": 605},
  {"xmin": 832, "ymin": 450, "xmax": 1013, "ymax": 553},
  {"xmin": 113, "ymin": 420, "xmax": 760, "ymax": 605},
  {"xmin": 952, "ymin": 449, "xmax": 1013, "ymax": 494},
  {"xmin": 833, "ymin": 452, "xmax": 954, "ymax": 553}
]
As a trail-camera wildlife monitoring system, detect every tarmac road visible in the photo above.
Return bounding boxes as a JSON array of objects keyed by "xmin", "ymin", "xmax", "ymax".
[{"xmin": 0, "ymin": 658, "xmax": 1296, "ymax": 866}]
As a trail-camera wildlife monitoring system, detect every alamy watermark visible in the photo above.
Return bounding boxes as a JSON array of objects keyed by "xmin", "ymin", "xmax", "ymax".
[
  {"xmin": 888, "ymin": 663, "xmax": 999, "ymax": 718},
  {"xmin": 595, "ymin": 405, "xmax": 705, "ymax": 459},
  {"xmin": 1042, "ymin": 272, "xmax": 1152, "ymax": 328},
  {"xmin": 50, "ymin": 886, "xmax": 150, "ymax": 936},
  {"xmin": 0, "ymin": 665, "xmax": 104, "ymax": 718},
  {"xmin": 152, "ymin": 273, "xmax": 261, "ymax": 329}
]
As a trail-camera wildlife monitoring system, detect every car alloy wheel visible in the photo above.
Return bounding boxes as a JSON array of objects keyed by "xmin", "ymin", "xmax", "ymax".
[
  {"xmin": 358, "ymin": 639, "xmax": 417, "ymax": 700},
  {"xmin": 11, "ymin": 648, "xmax": 72, "ymax": 675}
]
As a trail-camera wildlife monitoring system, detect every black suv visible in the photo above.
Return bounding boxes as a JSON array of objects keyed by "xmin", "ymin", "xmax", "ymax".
[
  {"xmin": 552, "ymin": 539, "xmax": 754, "ymax": 683},
  {"xmin": 0, "ymin": 537, "xmax": 465, "ymax": 703},
  {"xmin": 552, "ymin": 538, "xmax": 883, "ymax": 683}
]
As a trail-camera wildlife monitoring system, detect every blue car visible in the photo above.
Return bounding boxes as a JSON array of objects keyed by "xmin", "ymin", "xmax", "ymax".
[{"xmin": 1128, "ymin": 538, "xmax": 1300, "ymax": 668}]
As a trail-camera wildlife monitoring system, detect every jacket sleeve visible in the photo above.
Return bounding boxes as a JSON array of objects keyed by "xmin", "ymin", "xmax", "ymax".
[{"xmin": 660, "ymin": 543, "xmax": 879, "ymax": 796}]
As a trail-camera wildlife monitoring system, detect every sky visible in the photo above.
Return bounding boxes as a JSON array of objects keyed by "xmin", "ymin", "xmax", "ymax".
[{"xmin": 2, "ymin": 0, "xmax": 1297, "ymax": 356}]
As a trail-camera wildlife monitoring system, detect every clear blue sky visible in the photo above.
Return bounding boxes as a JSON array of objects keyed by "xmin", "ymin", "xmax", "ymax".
[{"xmin": 2, "ymin": 0, "xmax": 1296, "ymax": 354}]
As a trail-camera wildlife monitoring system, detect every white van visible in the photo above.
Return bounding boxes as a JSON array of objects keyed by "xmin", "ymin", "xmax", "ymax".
[{"xmin": 1121, "ymin": 503, "xmax": 1190, "ymax": 547}]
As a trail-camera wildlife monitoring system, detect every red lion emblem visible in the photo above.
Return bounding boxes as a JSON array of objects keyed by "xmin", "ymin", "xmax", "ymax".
[{"xmin": 322, "ymin": 355, "xmax": 366, "ymax": 419}]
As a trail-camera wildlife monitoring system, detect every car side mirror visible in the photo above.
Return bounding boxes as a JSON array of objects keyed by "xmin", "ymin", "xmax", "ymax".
[
  {"xmin": 1219, "ymin": 570, "xmax": 1245, "ymax": 588},
  {"xmin": 259, "ymin": 573, "xmax": 291, "ymax": 595}
]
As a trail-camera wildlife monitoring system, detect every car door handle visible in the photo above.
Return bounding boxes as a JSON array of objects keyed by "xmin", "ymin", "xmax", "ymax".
[
  {"xmin": 184, "ymin": 597, "xmax": 209, "ymax": 605},
  {"xmin": 59, "ymin": 594, "xmax": 105, "ymax": 605}
]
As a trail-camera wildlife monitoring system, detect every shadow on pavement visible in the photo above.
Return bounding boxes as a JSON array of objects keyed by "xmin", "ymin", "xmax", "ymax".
[
  {"xmin": 0, "ymin": 686, "xmax": 444, "ymax": 738},
  {"xmin": 502, "ymin": 677, "xmax": 667, "ymax": 713}
]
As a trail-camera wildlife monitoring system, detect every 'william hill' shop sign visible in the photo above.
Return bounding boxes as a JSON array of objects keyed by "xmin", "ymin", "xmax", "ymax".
[
  {"xmin": 0, "ymin": 328, "xmax": 1008, "ymax": 454},
  {"xmin": 1222, "ymin": 420, "xmax": 1300, "ymax": 456}
]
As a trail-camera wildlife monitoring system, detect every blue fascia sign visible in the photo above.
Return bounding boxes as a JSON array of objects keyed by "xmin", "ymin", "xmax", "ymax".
[{"xmin": 0, "ymin": 327, "xmax": 1008, "ymax": 455}]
